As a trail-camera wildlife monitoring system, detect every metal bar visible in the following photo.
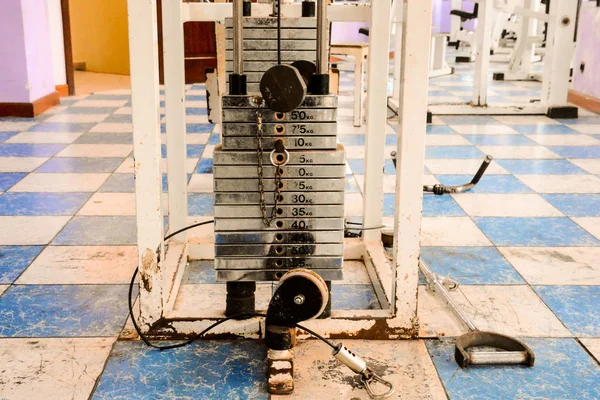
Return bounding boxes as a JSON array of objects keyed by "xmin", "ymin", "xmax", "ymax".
[
  {"xmin": 362, "ymin": 0, "xmax": 391, "ymax": 242},
  {"xmin": 468, "ymin": 351, "xmax": 530, "ymax": 365},
  {"xmin": 233, "ymin": 0, "xmax": 243, "ymax": 75},
  {"xmin": 162, "ymin": 0, "xmax": 188, "ymax": 243},
  {"xmin": 316, "ymin": 0, "xmax": 328, "ymax": 74}
]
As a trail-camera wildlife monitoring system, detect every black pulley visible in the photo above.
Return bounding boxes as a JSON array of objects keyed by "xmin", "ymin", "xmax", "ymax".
[
  {"xmin": 260, "ymin": 64, "xmax": 307, "ymax": 113},
  {"xmin": 291, "ymin": 60, "xmax": 317, "ymax": 86}
]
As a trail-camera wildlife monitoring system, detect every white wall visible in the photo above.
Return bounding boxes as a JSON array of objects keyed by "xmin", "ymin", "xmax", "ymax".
[{"xmin": 46, "ymin": 0, "xmax": 66, "ymax": 87}]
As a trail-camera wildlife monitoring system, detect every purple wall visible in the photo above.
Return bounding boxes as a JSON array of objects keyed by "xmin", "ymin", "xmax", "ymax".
[
  {"xmin": 573, "ymin": 3, "xmax": 600, "ymax": 99},
  {"xmin": 0, "ymin": 0, "xmax": 55, "ymax": 103},
  {"xmin": 331, "ymin": 22, "xmax": 370, "ymax": 44},
  {"xmin": 437, "ymin": 0, "xmax": 476, "ymax": 33}
]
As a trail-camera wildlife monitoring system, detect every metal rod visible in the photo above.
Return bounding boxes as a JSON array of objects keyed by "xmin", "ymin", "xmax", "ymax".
[
  {"xmin": 419, "ymin": 261, "xmax": 477, "ymax": 331},
  {"xmin": 316, "ymin": 0, "xmax": 328, "ymax": 74},
  {"xmin": 233, "ymin": 0, "xmax": 244, "ymax": 74}
]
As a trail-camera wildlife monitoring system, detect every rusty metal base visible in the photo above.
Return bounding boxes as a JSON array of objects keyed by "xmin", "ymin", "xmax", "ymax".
[{"xmin": 267, "ymin": 349, "xmax": 295, "ymax": 395}]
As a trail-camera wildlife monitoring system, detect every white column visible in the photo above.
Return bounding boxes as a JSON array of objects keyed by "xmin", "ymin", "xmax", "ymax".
[
  {"xmin": 472, "ymin": 0, "xmax": 493, "ymax": 106},
  {"xmin": 127, "ymin": 0, "xmax": 165, "ymax": 328},
  {"xmin": 391, "ymin": 0, "xmax": 404, "ymax": 102},
  {"xmin": 392, "ymin": 0, "xmax": 431, "ymax": 325},
  {"xmin": 362, "ymin": 0, "xmax": 392, "ymax": 242},
  {"xmin": 46, "ymin": 0, "xmax": 67, "ymax": 87},
  {"xmin": 162, "ymin": 0, "xmax": 189, "ymax": 242}
]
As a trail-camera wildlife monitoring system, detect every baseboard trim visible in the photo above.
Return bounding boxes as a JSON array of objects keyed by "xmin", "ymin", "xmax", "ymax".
[
  {"xmin": 56, "ymin": 84, "xmax": 69, "ymax": 97},
  {"xmin": 568, "ymin": 90, "xmax": 600, "ymax": 115},
  {"xmin": 0, "ymin": 91, "xmax": 60, "ymax": 118}
]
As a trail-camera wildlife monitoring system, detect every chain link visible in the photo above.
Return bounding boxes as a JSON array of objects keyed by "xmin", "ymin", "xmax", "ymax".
[{"xmin": 256, "ymin": 101, "xmax": 284, "ymax": 227}]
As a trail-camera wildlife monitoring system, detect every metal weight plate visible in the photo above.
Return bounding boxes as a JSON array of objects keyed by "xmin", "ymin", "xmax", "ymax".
[
  {"xmin": 226, "ymin": 61, "xmax": 318, "ymax": 73},
  {"xmin": 214, "ymin": 165, "xmax": 345, "ymax": 179},
  {"xmin": 215, "ymin": 243, "xmax": 343, "ymax": 257},
  {"xmin": 215, "ymin": 257, "xmax": 343, "ymax": 270},
  {"xmin": 260, "ymin": 64, "xmax": 307, "ymax": 113},
  {"xmin": 215, "ymin": 191, "xmax": 344, "ymax": 205},
  {"xmin": 214, "ymin": 205, "xmax": 344, "ymax": 219},
  {"xmin": 225, "ymin": 28, "xmax": 317, "ymax": 40},
  {"xmin": 215, "ymin": 217, "xmax": 344, "ymax": 232},
  {"xmin": 215, "ymin": 230, "xmax": 344, "ymax": 244},
  {"xmin": 291, "ymin": 60, "xmax": 317, "ymax": 86},
  {"xmin": 222, "ymin": 122, "xmax": 337, "ymax": 137},
  {"xmin": 224, "ymin": 17, "xmax": 317, "ymax": 29},
  {"xmin": 222, "ymin": 108, "xmax": 337, "ymax": 123},
  {"xmin": 216, "ymin": 269, "xmax": 343, "ymax": 282},
  {"xmin": 226, "ymin": 50, "xmax": 316, "ymax": 62},
  {"xmin": 221, "ymin": 136, "xmax": 337, "ymax": 151},
  {"xmin": 225, "ymin": 40, "xmax": 317, "ymax": 51},
  {"xmin": 214, "ymin": 178, "xmax": 346, "ymax": 192},
  {"xmin": 222, "ymin": 94, "xmax": 337, "ymax": 109},
  {"xmin": 213, "ymin": 144, "xmax": 345, "ymax": 165}
]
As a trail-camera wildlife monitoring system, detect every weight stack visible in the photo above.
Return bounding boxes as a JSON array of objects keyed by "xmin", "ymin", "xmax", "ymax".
[{"xmin": 214, "ymin": 93, "xmax": 345, "ymax": 283}]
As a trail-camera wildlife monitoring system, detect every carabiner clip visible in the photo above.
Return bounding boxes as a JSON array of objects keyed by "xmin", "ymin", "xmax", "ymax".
[{"xmin": 361, "ymin": 368, "xmax": 395, "ymax": 399}]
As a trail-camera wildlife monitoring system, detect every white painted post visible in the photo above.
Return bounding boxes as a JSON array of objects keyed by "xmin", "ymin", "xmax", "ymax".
[
  {"xmin": 362, "ymin": 0, "xmax": 392, "ymax": 242},
  {"xmin": 127, "ymin": 0, "xmax": 165, "ymax": 328},
  {"xmin": 392, "ymin": 0, "xmax": 431, "ymax": 325},
  {"xmin": 472, "ymin": 0, "xmax": 493, "ymax": 106},
  {"xmin": 449, "ymin": 0, "xmax": 462, "ymax": 42},
  {"xmin": 353, "ymin": 54, "xmax": 365, "ymax": 127},
  {"xmin": 391, "ymin": 0, "xmax": 404, "ymax": 103},
  {"xmin": 162, "ymin": 0, "xmax": 189, "ymax": 242},
  {"xmin": 541, "ymin": 0, "xmax": 577, "ymax": 108}
]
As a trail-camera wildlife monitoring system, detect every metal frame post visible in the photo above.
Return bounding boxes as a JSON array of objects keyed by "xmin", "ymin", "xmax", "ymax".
[
  {"xmin": 472, "ymin": 0, "xmax": 494, "ymax": 106},
  {"xmin": 127, "ymin": 0, "xmax": 165, "ymax": 328},
  {"xmin": 362, "ymin": 0, "xmax": 392, "ymax": 242}
]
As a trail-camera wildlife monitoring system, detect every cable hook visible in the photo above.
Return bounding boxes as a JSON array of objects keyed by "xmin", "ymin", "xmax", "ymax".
[{"xmin": 361, "ymin": 368, "xmax": 396, "ymax": 399}]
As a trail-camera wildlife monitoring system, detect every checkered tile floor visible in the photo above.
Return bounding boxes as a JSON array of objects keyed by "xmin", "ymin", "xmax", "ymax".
[{"xmin": 1, "ymin": 58, "xmax": 599, "ymax": 398}]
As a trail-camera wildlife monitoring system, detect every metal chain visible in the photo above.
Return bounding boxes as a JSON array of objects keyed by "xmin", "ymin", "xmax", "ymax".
[{"xmin": 256, "ymin": 101, "xmax": 284, "ymax": 227}]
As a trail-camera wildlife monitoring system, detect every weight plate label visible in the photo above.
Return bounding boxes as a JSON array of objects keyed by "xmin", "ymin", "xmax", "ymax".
[
  {"xmin": 214, "ymin": 165, "xmax": 345, "ymax": 179},
  {"xmin": 215, "ymin": 218, "xmax": 344, "ymax": 231},
  {"xmin": 214, "ymin": 178, "xmax": 346, "ymax": 192},
  {"xmin": 215, "ymin": 191, "xmax": 344, "ymax": 205},
  {"xmin": 222, "ymin": 122, "xmax": 336, "ymax": 137},
  {"xmin": 215, "ymin": 205, "xmax": 344, "ymax": 219},
  {"xmin": 214, "ymin": 144, "xmax": 345, "ymax": 165},
  {"xmin": 222, "ymin": 136, "xmax": 338, "ymax": 150}
]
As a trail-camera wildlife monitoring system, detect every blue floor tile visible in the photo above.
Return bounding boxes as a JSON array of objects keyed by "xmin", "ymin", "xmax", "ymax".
[
  {"xmin": 187, "ymin": 123, "xmax": 214, "ymax": 133},
  {"xmin": 195, "ymin": 158, "xmax": 214, "ymax": 174},
  {"xmin": 0, "ymin": 192, "xmax": 91, "ymax": 216},
  {"xmin": 383, "ymin": 194, "xmax": 465, "ymax": 217},
  {"xmin": 426, "ymin": 125, "xmax": 456, "ymax": 134},
  {"xmin": 420, "ymin": 247, "xmax": 524, "ymax": 284},
  {"xmin": 548, "ymin": 146, "xmax": 600, "ymax": 159},
  {"xmin": 74, "ymin": 133, "xmax": 132, "ymax": 144},
  {"xmin": 188, "ymin": 194, "xmax": 215, "ymax": 216},
  {"xmin": 182, "ymin": 260, "xmax": 217, "ymax": 284},
  {"xmin": 427, "ymin": 338, "xmax": 600, "ymax": 400},
  {"xmin": 0, "ymin": 143, "xmax": 67, "ymax": 157},
  {"xmin": 37, "ymin": 157, "xmax": 124, "ymax": 173},
  {"xmin": 53, "ymin": 216, "xmax": 137, "ymax": 245},
  {"xmin": 60, "ymin": 107, "xmax": 117, "ymax": 115},
  {"xmin": 463, "ymin": 134, "xmax": 536, "ymax": 146},
  {"xmin": 0, "ymin": 285, "xmax": 131, "ymax": 337},
  {"xmin": 347, "ymin": 159, "xmax": 365, "ymax": 174},
  {"xmin": 186, "ymin": 108, "xmax": 208, "ymax": 116},
  {"xmin": 27, "ymin": 122, "xmax": 97, "ymax": 132},
  {"xmin": 345, "ymin": 175, "xmax": 360, "ymax": 193},
  {"xmin": 534, "ymin": 286, "xmax": 600, "ymax": 337},
  {"xmin": 542, "ymin": 194, "xmax": 600, "ymax": 217},
  {"xmin": 473, "ymin": 217, "xmax": 600, "ymax": 247},
  {"xmin": 0, "ymin": 246, "xmax": 44, "ymax": 284},
  {"xmin": 208, "ymin": 133, "xmax": 221, "ymax": 145},
  {"xmin": 92, "ymin": 340, "xmax": 268, "ymax": 400},
  {"xmin": 497, "ymin": 159, "xmax": 587, "ymax": 175},
  {"xmin": 556, "ymin": 117, "xmax": 600, "ymax": 125},
  {"xmin": 338, "ymin": 135, "xmax": 365, "ymax": 146},
  {"xmin": 436, "ymin": 175, "xmax": 533, "ymax": 194},
  {"xmin": 99, "ymin": 174, "xmax": 135, "ymax": 193},
  {"xmin": 87, "ymin": 94, "xmax": 131, "ymax": 101},
  {"xmin": 187, "ymin": 144, "xmax": 205, "ymax": 158},
  {"xmin": 0, "ymin": 132, "xmax": 17, "ymax": 143},
  {"xmin": 0, "ymin": 173, "xmax": 27, "ymax": 191},
  {"xmin": 385, "ymin": 134, "xmax": 397, "ymax": 146},
  {"xmin": 425, "ymin": 146, "xmax": 484, "ymax": 159},
  {"xmin": 384, "ymin": 159, "xmax": 396, "ymax": 175},
  {"xmin": 510, "ymin": 124, "xmax": 578, "ymax": 134},
  {"xmin": 103, "ymin": 114, "xmax": 133, "ymax": 124},
  {"xmin": 440, "ymin": 116, "xmax": 501, "ymax": 125},
  {"xmin": 331, "ymin": 284, "xmax": 380, "ymax": 310},
  {"xmin": 186, "ymin": 95, "xmax": 206, "ymax": 101}
]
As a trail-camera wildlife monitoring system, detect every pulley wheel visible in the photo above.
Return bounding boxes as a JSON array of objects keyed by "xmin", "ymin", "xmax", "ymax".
[
  {"xmin": 260, "ymin": 64, "xmax": 307, "ymax": 113},
  {"xmin": 291, "ymin": 60, "xmax": 317, "ymax": 86}
]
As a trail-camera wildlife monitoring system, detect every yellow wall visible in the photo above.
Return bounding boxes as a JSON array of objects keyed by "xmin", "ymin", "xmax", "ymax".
[{"xmin": 70, "ymin": 0, "xmax": 130, "ymax": 75}]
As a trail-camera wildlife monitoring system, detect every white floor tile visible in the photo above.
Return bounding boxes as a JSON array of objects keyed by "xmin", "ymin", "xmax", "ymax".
[
  {"xmin": 427, "ymin": 134, "xmax": 472, "ymax": 146},
  {"xmin": 10, "ymin": 173, "xmax": 109, "ymax": 192},
  {"xmin": 89, "ymin": 123, "xmax": 133, "ymax": 133},
  {"xmin": 5, "ymin": 132, "xmax": 83, "ymax": 144},
  {"xmin": 17, "ymin": 245, "xmax": 137, "ymax": 284},
  {"xmin": 202, "ymin": 144, "xmax": 216, "ymax": 159},
  {"xmin": 448, "ymin": 285, "xmax": 571, "ymax": 337},
  {"xmin": 115, "ymin": 158, "xmax": 134, "ymax": 173},
  {"xmin": 526, "ymin": 134, "xmax": 600, "ymax": 146},
  {"xmin": 0, "ymin": 338, "xmax": 114, "ymax": 400},
  {"xmin": 568, "ymin": 159, "xmax": 600, "ymax": 175},
  {"xmin": 450, "ymin": 125, "xmax": 519, "ymax": 135},
  {"xmin": 45, "ymin": 113, "xmax": 110, "ymax": 123},
  {"xmin": 421, "ymin": 217, "xmax": 491, "ymax": 246},
  {"xmin": 452, "ymin": 193, "xmax": 563, "ymax": 217},
  {"xmin": 477, "ymin": 145, "xmax": 561, "ymax": 159},
  {"xmin": 425, "ymin": 159, "xmax": 509, "ymax": 175},
  {"xmin": 428, "ymin": 96, "xmax": 465, "ymax": 103},
  {"xmin": 185, "ymin": 115, "xmax": 209, "ymax": 124},
  {"xmin": 72, "ymin": 99, "xmax": 128, "ymax": 108},
  {"xmin": 56, "ymin": 144, "xmax": 133, "ymax": 158},
  {"xmin": 272, "ymin": 339, "xmax": 447, "ymax": 400},
  {"xmin": 0, "ymin": 157, "xmax": 49, "ymax": 172},
  {"xmin": 573, "ymin": 217, "xmax": 600, "ymax": 240},
  {"xmin": 516, "ymin": 174, "xmax": 600, "ymax": 194},
  {"xmin": 0, "ymin": 121, "xmax": 38, "ymax": 131},
  {"xmin": 338, "ymin": 260, "xmax": 371, "ymax": 285},
  {"xmin": 185, "ymin": 133, "xmax": 210, "ymax": 145},
  {"xmin": 0, "ymin": 285, "xmax": 8, "ymax": 296},
  {"xmin": 580, "ymin": 339, "xmax": 600, "ymax": 362},
  {"xmin": 0, "ymin": 216, "xmax": 70, "ymax": 245},
  {"xmin": 499, "ymin": 247, "xmax": 600, "ymax": 285},
  {"xmin": 567, "ymin": 125, "xmax": 600, "ymax": 135},
  {"xmin": 78, "ymin": 193, "xmax": 136, "ymax": 216},
  {"xmin": 493, "ymin": 115, "xmax": 561, "ymax": 125},
  {"xmin": 353, "ymin": 175, "xmax": 398, "ymax": 194},
  {"xmin": 114, "ymin": 106, "xmax": 132, "ymax": 115},
  {"xmin": 344, "ymin": 193, "xmax": 364, "ymax": 217},
  {"xmin": 188, "ymin": 174, "xmax": 214, "ymax": 193},
  {"xmin": 343, "ymin": 145, "xmax": 365, "ymax": 159},
  {"xmin": 418, "ymin": 285, "xmax": 467, "ymax": 338},
  {"xmin": 173, "ymin": 284, "xmax": 272, "ymax": 314}
]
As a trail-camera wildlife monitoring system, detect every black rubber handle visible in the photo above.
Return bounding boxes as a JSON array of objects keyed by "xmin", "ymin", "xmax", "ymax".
[{"xmin": 470, "ymin": 155, "xmax": 493, "ymax": 185}]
